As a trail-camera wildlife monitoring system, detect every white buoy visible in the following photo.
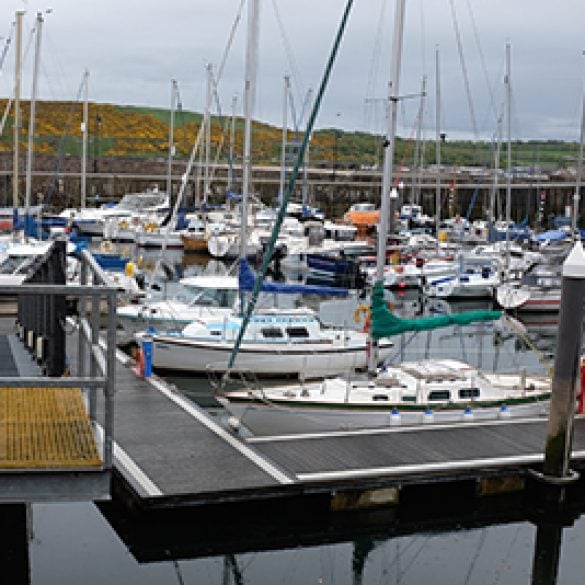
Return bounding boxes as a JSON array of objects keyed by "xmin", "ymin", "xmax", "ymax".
[
  {"xmin": 499, "ymin": 405, "xmax": 511, "ymax": 419},
  {"xmin": 390, "ymin": 409, "xmax": 401, "ymax": 426},
  {"xmin": 422, "ymin": 410, "xmax": 434, "ymax": 424},
  {"xmin": 463, "ymin": 408, "xmax": 474, "ymax": 422}
]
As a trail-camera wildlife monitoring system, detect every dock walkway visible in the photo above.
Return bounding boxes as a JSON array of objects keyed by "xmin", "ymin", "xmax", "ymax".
[{"xmin": 6, "ymin": 313, "xmax": 585, "ymax": 510}]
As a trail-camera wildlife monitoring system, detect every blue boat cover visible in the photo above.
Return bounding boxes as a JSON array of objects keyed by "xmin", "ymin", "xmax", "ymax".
[
  {"xmin": 238, "ymin": 259, "xmax": 348, "ymax": 296},
  {"xmin": 534, "ymin": 229, "xmax": 569, "ymax": 243}
]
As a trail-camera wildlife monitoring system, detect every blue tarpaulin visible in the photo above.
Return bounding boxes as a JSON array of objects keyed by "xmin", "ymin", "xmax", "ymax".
[{"xmin": 238, "ymin": 259, "xmax": 348, "ymax": 296}]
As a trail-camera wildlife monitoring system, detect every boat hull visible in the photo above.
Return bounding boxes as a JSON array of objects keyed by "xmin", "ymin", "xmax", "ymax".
[
  {"xmin": 219, "ymin": 396, "xmax": 550, "ymax": 436},
  {"xmin": 151, "ymin": 336, "xmax": 394, "ymax": 377}
]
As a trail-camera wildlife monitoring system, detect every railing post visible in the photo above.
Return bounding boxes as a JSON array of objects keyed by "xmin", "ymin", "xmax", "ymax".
[
  {"xmin": 104, "ymin": 289, "xmax": 117, "ymax": 468},
  {"xmin": 88, "ymin": 268, "xmax": 100, "ymax": 420},
  {"xmin": 77, "ymin": 255, "xmax": 87, "ymax": 378},
  {"xmin": 46, "ymin": 239, "xmax": 66, "ymax": 376}
]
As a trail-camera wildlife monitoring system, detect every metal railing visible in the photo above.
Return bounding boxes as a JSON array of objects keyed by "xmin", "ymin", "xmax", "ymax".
[{"xmin": 4, "ymin": 239, "xmax": 118, "ymax": 470}]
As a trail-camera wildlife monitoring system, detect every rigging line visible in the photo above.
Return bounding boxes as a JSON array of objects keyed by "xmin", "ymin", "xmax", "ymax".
[
  {"xmin": 216, "ymin": 0, "xmax": 246, "ymax": 89},
  {"xmin": 465, "ymin": 0, "xmax": 498, "ymax": 120},
  {"xmin": 418, "ymin": 0, "xmax": 427, "ymax": 76},
  {"xmin": 40, "ymin": 26, "xmax": 76, "ymax": 102},
  {"xmin": 155, "ymin": 0, "xmax": 245, "ymax": 268},
  {"xmin": 46, "ymin": 73, "xmax": 86, "ymax": 203},
  {"xmin": 363, "ymin": 0, "xmax": 387, "ymax": 128},
  {"xmin": 226, "ymin": 0, "xmax": 355, "ymax": 373},
  {"xmin": 0, "ymin": 21, "xmax": 14, "ymax": 74},
  {"xmin": 448, "ymin": 0, "xmax": 480, "ymax": 143},
  {"xmin": 270, "ymin": 0, "xmax": 305, "ymax": 110},
  {"xmin": 0, "ymin": 26, "xmax": 35, "ymax": 138}
]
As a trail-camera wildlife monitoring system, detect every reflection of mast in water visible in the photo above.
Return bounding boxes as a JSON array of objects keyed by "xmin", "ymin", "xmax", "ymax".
[
  {"xmin": 222, "ymin": 554, "xmax": 244, "ymax": 585},
  {"xmin": 352, "ymin": 538, "xmax": 376, "ymax": 585}
]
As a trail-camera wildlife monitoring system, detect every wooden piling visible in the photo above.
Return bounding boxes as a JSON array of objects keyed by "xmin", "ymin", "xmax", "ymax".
[{"xmin": 543, "ymin": 242, "xmax": 585, "ymax": 479}]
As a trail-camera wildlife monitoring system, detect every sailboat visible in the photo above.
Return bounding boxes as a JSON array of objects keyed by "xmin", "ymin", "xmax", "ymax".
[
  {"xmin": 143, "ymin": 259, "xmax": 394, "ymax": 376},
  {"xmin": 218, "ymin": 1, "xmax": 552, "ymax": 435},
  {"xmin": 217, "ymin": 282, "xmax": 551, "ymax": 434}
]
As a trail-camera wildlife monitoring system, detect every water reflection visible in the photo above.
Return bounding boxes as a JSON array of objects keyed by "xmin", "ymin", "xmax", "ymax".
[{"xmin": 19, "ymin": 483, "xmax": 585, "ymax": 584}]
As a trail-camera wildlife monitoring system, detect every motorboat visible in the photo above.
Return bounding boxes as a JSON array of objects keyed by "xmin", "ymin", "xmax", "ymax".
[
  {"xmin": 495, "ymin": 263, "xmax": 562, "ymax": 312},
  {"xmin": 116, "ymin": 274, "xmax": 239, "ymax": 337},
  {"xmin": 423, "ymin": 266, "xmax": 500, "ymax": 299}
]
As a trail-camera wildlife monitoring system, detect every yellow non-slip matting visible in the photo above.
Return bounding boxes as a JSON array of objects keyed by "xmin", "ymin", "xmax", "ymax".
[{"xmin": 0, "ymin": 387, "xmax": 102, "ymax": 469}]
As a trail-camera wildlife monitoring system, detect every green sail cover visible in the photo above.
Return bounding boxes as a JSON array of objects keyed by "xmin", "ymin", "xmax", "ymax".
[{"xmin": 370, "ymin": 282, "xmax": 501, "ymax": 340}]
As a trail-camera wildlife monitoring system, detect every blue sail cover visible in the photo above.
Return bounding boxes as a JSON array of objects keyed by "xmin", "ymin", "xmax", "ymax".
[{"xmin": 238, "ymin": 259, "xmax": 348, "ymax": 296}]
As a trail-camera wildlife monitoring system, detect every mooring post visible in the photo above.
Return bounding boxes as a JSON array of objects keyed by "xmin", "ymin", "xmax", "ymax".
[{"xmin": 542, "ymin": 241, "xmax": 585, "ymax": 480}]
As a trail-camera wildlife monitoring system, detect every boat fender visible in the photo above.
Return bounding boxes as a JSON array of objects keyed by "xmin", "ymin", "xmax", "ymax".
[
  {"xmin": 133, "ymin": 347, "xmax": 145, "ymax": 377},
  {"xmin": 390, "ymin": 409, "xmax": 401, "ymax": 426},
  {"xmin": 228, "ymin": 416, "xmax": 241, "ymax": 433},
  {"xmin": 579, "ymin": 358, "xmax": 585, "ymax": 414},
  {"xmin": 463, "ymin": 408, "xmax": 474, "ymax": 422},
  {"xmin": 125, "ymin": 261, "xmax": 136, "ymax": 277}
]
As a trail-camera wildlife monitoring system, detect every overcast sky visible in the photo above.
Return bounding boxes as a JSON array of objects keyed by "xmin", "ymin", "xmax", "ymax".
[{"xmin": 1, "ymin": 0, "xmax": 585, "ymax": 142}]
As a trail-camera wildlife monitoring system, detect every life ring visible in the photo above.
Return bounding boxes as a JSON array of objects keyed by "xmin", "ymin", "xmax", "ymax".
[
  {"xmin": 144, "ymin": 221, "xmax": 158, "ymax": 233},
  {"xmin": 353, "ymin": 304, "xmax": 371, "ymax": 332},
  {"xmin": 119, "ymin": 219, "xmax": 129, "ymax": 230}
]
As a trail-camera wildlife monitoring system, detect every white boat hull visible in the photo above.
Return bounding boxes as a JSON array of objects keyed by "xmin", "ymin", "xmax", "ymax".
[
  {"xmin": 151, "ymin": 336, "xmax": 394, "ymax": 377},
  {"xmin": 219, "ymin": 396, "xmax": 549, "ymax": 436}
]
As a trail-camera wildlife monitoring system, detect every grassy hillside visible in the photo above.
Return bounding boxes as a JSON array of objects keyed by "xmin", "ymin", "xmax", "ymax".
[{"xmin": 0, "ymin": 99, "xmax": 580, "ymax": 171}]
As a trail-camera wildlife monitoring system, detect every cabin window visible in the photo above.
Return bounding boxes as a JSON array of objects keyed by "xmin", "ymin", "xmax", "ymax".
[
  {"xmin": 262, "ymin": 327, "xmax": 283, "ymax": 339},
  {"xmin": 428, "ymin": 390, "xmax": 451, "ymax": 401},
  {"xmin": 459, "ymin": 388, "xmax": 480, "ymax": 399},
  {"xmin": 401, "ymin": 395, "xmax": 416, "ymax": 402},
  {"xmin": 286, "ymin": 327, "xmax": 310, "ymax": 338},
  {"xmin": 372, "ymin": 394, "xmax": 389, "ymax": 401}
]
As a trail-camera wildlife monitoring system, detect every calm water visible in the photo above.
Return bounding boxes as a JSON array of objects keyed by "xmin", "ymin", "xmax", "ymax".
[{"xmin": 16, "ymin": 248, "xmax": 585, "ymax": 584}]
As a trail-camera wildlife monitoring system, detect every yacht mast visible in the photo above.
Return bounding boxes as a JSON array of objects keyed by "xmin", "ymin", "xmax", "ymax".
[
  {"xmin": 25, "ymin": 11, "xmax": 43, "ymax": 225},
  {"xmin": 204, "ymin": 64, "xmax": 212, "ymax": 205},
  {"xmin": 302, "ymin": 89, "xmax": 314, "ymax": 208},
  {"xmin": 227, "ymin": 94, "xmax": 237, "ymax": 194},
  {"xmin": 81, "ymin": 70, "xmax": 89, "ymax": 209},
  {"xmin": 13, "ymin": 11, "xmax": 24, "ymax": 231},
  {"xmin": 505, "ymin": 42, "xmax": 512, "ymax": 273},
  {"xmin": 167, "ymin": 78, "xmax": 177, "ymax": 202},
  {"xmin": 435, "ymin": 46, "xmax": 441, "ymax": 244},
  {"xmin": 370, "ymin": 0, "xmax": 406, "ymax": 372},
  {"xmin": 574, "ymin": 73, "xmax": 585, "ymax": 235},
  {"xmin": 239, "ymin": 0, "xmax": 259, "ymax": 261},
  {"xmin": 279, "ymin": 75, "xmax": 289, "ymax": 206}
]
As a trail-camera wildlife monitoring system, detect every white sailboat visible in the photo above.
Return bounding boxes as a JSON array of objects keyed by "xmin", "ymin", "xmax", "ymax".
[
  {"xmin": 219, "ymin": 1, "xmax": 552, "ymax": 436},
  {"xmin": 218, "ymin": 359, "xmax": 550, "ymax": 435}
]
